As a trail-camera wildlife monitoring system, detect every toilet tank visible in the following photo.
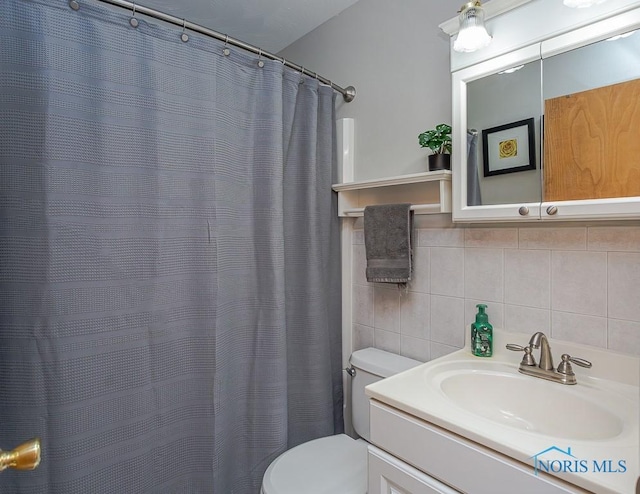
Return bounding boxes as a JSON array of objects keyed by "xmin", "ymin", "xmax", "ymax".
[{"xmin": 349, "ymin": 348, "xmax": 421, "ymax": 442}]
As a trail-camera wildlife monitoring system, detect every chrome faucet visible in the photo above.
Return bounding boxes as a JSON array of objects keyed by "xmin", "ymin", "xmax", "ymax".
[
  {"xmin": 506, "ymin": 332, "xmax": 592, "ymax": 385},
  {"xmin": 528, "ymin": 331, "xmax": 553, "ymax": 371}
]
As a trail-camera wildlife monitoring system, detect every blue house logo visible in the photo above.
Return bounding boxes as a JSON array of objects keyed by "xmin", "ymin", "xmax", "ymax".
[
  {"xmin": 529, "ymin": 446, "xmax": 578, "ymax": 476},
  {"xmin": 529, "ymin": 446, "xmax": 627, "ymax": 476}
]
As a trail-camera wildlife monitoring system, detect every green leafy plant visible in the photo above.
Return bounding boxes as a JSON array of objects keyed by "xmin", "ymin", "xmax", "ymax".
[{"xmin": 418, "ymin": 123, "xmax": 452, "ymax": 154}]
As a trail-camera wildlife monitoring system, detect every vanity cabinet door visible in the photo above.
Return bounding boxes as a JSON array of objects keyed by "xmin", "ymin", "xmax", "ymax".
[
  {"xmin": 369, "ymin": 401, "xmax": 586, "ymax": 494},
  {"xmin": 368, "ymin": 445, "xmax": 459, "ymax": 494}
]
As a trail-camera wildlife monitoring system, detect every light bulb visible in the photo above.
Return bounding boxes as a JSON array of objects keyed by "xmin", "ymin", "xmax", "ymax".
[{"xmin": 453, "ymin": 2, "xmax": 492, "ymax": 53}]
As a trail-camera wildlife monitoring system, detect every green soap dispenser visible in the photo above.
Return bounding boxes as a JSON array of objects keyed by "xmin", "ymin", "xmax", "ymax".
[{"xmin": 471, "ymin": 304, "xmax": 493, "ymax": 357}]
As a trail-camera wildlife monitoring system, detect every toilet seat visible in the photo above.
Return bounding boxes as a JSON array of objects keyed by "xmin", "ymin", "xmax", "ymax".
[{"xmin": 261, "ymin": 434, "xmax": 368, "ymax": 494}]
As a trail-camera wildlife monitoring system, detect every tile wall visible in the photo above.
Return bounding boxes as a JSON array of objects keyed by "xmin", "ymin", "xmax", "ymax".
[{"xmin": 351, "ymin": 219, "xmax": 640, "ymax": 361}]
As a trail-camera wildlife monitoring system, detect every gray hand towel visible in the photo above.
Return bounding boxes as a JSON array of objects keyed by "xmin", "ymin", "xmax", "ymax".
[{"xmin": 364, "ymin": 203, "xmax": 413, "ymax": 283}]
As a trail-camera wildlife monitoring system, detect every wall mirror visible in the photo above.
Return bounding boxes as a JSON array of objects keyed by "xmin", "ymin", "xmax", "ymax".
[
  {"xmin": 467, "ymin": 59, "xmax": 542, "ymax": 207},
  {"xmin": 452, "ymin": 7, "xmax": 640, "ymax": 222}
]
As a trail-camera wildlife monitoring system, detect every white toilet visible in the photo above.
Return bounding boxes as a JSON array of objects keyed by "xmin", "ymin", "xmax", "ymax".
[{"xmin": 261, "ymin": 347, "xmax": 421, "ymax": 494}]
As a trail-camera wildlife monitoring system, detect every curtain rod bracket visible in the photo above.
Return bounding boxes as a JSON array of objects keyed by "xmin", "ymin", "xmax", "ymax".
[{"xmin": 343, "ymin": 86, "xmax": 356, "ymax": 103}]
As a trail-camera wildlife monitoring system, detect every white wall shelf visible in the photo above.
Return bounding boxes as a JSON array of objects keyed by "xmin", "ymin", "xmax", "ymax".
[{"xmin": 331, "ymin": 170, "xmax": 452, "ymax": 217}]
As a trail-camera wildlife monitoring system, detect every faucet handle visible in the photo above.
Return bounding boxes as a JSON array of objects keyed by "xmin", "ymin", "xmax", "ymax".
[
  {"xmin": 565, "ymin": 354, "xmax": 592, "ymax": 368},
  {"xmin": 506, "ymin": 343, "xmax": 536, "ymax": 366},
  {"xmin": 557, "ymin": 353, "xmax": 592, "ymax": 378}
]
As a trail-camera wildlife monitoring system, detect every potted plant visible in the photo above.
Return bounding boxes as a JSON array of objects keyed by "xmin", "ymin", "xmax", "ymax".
[{"xmin": 418, "ymin": 123, "xmax": 452, "ymax": 171}]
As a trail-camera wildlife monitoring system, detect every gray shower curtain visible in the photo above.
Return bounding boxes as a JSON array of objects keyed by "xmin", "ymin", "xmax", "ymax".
[{"xmin": 0, "ymin": 0, "xmax": 342, "ymax": 492}]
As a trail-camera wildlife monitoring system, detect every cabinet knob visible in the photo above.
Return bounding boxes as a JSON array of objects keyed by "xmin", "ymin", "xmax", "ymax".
[
  {"xmin": 546, "ymin": 205, "xmax": 558, "ymax": 215},
  {"xmin": 518, "ymin": 206, "xmax": 529, "ymax": 216}
]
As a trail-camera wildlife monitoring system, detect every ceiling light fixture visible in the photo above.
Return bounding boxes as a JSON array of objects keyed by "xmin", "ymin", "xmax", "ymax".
[
  {"xmin": 563, "ymin": 0, "xmax": 607, "ymax": 8},
  {"xmin": 453, "ymin": 1, "xmax": 492, "ymax": 53}
]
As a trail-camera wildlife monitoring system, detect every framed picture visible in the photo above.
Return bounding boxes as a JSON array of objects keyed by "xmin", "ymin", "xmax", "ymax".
[{"xmin": 482, "ymin": 118, "xmax": 536, "ymax": 177}]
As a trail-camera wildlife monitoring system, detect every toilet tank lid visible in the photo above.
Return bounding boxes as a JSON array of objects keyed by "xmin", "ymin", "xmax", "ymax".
[{"xmin": 350, "ymin": 347, "xmax": 422, "ymax": 378}]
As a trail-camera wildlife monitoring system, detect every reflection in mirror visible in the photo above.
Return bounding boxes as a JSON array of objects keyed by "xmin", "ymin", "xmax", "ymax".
[
  {"xmin": 467, "ymin": 60, "xmax": 542, "ymax": 206},
  {"xmin": 543, "ymin": 29, "xmax": 640, "ymax": 202}
]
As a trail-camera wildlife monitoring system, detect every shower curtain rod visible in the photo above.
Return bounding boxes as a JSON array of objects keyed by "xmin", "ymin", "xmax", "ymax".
[{"xmin": 94, "ymin": 0, "xmax": 357, "ymax": 102}]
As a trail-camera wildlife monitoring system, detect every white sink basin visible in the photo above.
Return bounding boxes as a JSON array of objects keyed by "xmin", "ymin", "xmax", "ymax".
[
  {"xmin": 365, "ymin": 332, "xmax": 639, "ymax": 494},
  {"xmin": 438, "ymin": 368, "xmax": 623, "ymax": 440}
]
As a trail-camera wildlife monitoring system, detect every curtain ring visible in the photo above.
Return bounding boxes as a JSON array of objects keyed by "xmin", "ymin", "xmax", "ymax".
[
  {"xmin": 257, "ymin": 49, "xmax": 264, "ymax": 68},
  {"xmin": 129, "ymin": 2, "xmax": 139, "ymax": 27},
  {"xmin": 181, "ymin": 19, "xmax": 189, "ymax": 42},
  {"xmin": 223, "ymin": 34, "xmax": 230, "ymax": 56}
]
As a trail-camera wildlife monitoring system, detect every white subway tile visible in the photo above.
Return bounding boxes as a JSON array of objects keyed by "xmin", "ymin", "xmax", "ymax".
[
  {"xmin": 519, "ymin": 227, "xmax": 586, "ymax": 250},
  {"xmin": 465, "ymin": 248, "xmax": 503, "ymax": 303},
  {"xmin": 400, "ymin": 291, "xmax": 430, "ymax": 339},
  {"xmin": 551, "ymin": 251, "xmax": 607, "ymax": 317},
  {"xmin": 430, "ymin": 341, "xmax": 462, "ymax": 360},
  {"xmin": 417, "ymin": 228, "xmax": 465, "ymax": 247},
  {"xmin": 588, "ymin": 226, "xmax": 640, "ymax": 252},
  {"xmin": 608, "ymin": 252, "xmax": 640, "ymax": 322},
  {"xmin": 504, "ymin": 305, "xmax": 551, "ymax": 334},
  {"xmin": 465, "ymin": 228, "xmax": 518, "ymax": 248},
  {"xmin": 430, "ymin": 295, "xmax": 465, "ymax": 347},
  {"xmin": 504, "ymin": 249, "xmax": 550, "ymax": 309},
  {"xmin": 353, "ymin": 324, "xmax": 374, "ymax": 351},
  {"xmin": 353, "ymin": 285, "xmax": 374, "ymax": 326},
  {"xmin": 374, "ymin": 328, "xmax": 401, "ymax": 354},
  {"xmin": 608, "ymin": 319, "xmax": 640, "ymax": 356},
  {"xmin": 430, "ymin": 247, "xmax": 464, "ymax": 297},
  {"xmin": 551, "ymin": 311, "xmax": 607, "ymax": 348},
  {"xmin": 401, "ymin": 335, "xmax": 431, "ymax": 362},
  {"xmin": 408, "ymin": 246, "xmax": 430, "ymax": 294},
  {"xmin": 374, "ymin": 286, "xmax": 400, "ymax": 332}
]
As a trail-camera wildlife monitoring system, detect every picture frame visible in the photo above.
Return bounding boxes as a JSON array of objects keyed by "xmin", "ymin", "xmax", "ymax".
[{"xmin": 482, "ymin": 118, "xmax": 536, "ymax": 177}]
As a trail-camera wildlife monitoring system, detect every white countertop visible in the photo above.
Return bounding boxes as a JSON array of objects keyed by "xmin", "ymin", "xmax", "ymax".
[{"xmin": 365, "ymin": 330, "xmax": 639, "ymax": 494}]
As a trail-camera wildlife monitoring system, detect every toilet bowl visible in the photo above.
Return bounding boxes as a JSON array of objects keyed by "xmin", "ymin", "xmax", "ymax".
[{"xmin": 261, "ymin": 348, "xmax": 421, "ymax": 494}]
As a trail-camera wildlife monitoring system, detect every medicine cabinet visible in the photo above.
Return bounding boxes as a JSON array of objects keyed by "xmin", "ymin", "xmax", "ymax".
[{"xmin": 451, "ymin": 4, "xmax": 640, "ymax": 222}]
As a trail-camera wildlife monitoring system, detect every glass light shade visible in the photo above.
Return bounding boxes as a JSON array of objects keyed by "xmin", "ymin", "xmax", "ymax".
[
  {"xmin": 453, "ymin": 2, "xmax": 492, "ymax": 53},
  {"xmin": 563, "ymin": 0, "xmax": 607, "ymax": 7}
]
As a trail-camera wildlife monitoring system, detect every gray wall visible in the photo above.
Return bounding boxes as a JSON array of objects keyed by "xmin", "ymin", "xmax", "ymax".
[
  {"xmin": 279, "ymin": 0, "xmax": 453, "ymax": 181},
  {"xmin": 280, "ymin": 0, "xmax": 640, "ymax": 360}
]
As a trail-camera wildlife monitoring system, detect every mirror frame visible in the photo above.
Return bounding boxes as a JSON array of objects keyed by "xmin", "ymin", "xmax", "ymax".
[{"xmin": 452, "ymin": 7, "xmax": 640, "ymax": 223}]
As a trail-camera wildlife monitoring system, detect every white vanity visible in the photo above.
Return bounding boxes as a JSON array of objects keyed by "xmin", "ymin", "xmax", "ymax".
[{"xmin": 365, "ymin": 330, "xmax": 639, "ymax": 494}]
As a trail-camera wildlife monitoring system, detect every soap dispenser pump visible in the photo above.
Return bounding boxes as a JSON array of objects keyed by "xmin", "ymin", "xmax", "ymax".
[{"xmin": 471, "ymin": 304, "xmax": 493, "ymax": 357}]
